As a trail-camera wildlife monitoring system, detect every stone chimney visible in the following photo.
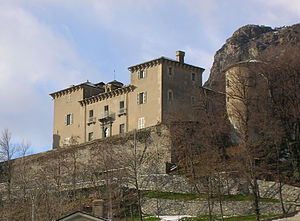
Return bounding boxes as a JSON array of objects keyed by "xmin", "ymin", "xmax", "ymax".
[
  {"xmin": 92, "ymin": 199, "xmax": 104, "ymax": 217},
  {"xmin": 176, "ymin": 50, "xmax": 185, "ymax": 63}
]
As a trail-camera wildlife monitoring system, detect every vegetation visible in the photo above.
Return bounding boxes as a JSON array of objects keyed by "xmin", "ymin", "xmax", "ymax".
[
  {"xmin": 144, "ymin": 190, "xmax": 279, "ymax": 203},
  {"xmin": 181, "ymin": 214, "xmax": 282, "ymax": 221}
]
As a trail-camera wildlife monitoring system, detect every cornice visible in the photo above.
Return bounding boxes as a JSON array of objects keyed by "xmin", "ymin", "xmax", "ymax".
[
  {"xmin": 128, "ymin": 57, "xmax": 205, "ymax": 72},
  {"xmin": 50, "ymin": 85, "xmax": 84, "ymax": 99},
  {"xmin": 128, "ymin": 57, "xmax": 164, "ymax": 72},
  {"xmin": 79, "ymin": 85, "xmax": 135, "ymax": 106}
]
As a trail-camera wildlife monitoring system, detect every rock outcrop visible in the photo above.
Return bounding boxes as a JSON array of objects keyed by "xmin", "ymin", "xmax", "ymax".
[{"xmin": 204, "ymin": 23, "xmax": 300, "ymax": 92}]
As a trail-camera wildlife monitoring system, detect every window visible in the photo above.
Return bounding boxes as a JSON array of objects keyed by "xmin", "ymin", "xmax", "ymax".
[
  {"xmin": 89, "ymin": 110, "xmax": 93, "ymax": 117},
  {"xmin": 120, "ymin": 101, "xmax": 124, "ymax": 109},
  {"xmin": 88, "ymin": 110, "xmax": 95, "ymax": 123},
  {"xmin": 168, "ymin": 90, "xmax": 173, "ymax": 102},
  {"xmin": 104, "ymin": 105, "xmax": 109, "ymax": 116},
  {"xmin": 168, "ymin": 67, "xmax": 173, "ymax": 76},
  {"xmin": 65, "ymin": 114, "xmax": 73, "ymax": 126},
  {"xmin": 227, "ymin": 96, "xmax": 230, "ymax": 102},
  {"xmin": 120, "ymin": 124, "xmax": 125, "ymax": 134},
  {"xmin": 119, "ymin": 101, "xmax": 125, "ymax": 114},
  {"xmin": 138, "ymin": 117, "xmax": 145, "ymax": 129},
  {"xmin": 191, "ymin": 96, "xmax": 195, "ymax": 105},
  {"xmin": 191, "ymin": 73, "xmax": 196, "ymax": 81},
  {"xmin": 88, "ymin": 132, "xmax": 93, "ymax": 141},
  {"xmin": 138, "ymin": 70, "xmax": 146, "ymax": 79},
  {"xmin": 137, "ymin": 92, "xmax": 147, "ymax": 104}
]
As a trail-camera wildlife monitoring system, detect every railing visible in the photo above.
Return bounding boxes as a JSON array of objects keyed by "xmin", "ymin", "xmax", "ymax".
[
  {"xmin": 99, "ymin": 111, "xmax": 115, "ymax": 121},
  {"xmin": 119, "ymin": 108, "xmax": 126, "ymax": 115},
  {"xmin": 88, "ymin": 116, "xmax": 96, "ymax": 123}
]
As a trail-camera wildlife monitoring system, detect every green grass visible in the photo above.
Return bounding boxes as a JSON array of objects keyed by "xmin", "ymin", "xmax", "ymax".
[
  {"xmin": 181, "ymin": 214, "xmax": 282, "ymax": 221},
  {"xmin": 144, "ymin": 217, "xmax": 161, "ymax": 221},
  {"xmin": 144, "ymin": 190, "xmax": 201, "ymax": 200},
  {"xmin": 144, "ymin": 190, "xmax": 279, "ymax": 203}
]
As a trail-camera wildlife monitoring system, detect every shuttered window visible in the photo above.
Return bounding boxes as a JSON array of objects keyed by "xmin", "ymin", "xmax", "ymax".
[
  {"xmin": 138, "ymin": 117, "xmax": 145, "ymax": 129},
  {"xmin": 138, "ymin": 69, "xmax": 147, "ymax": 79},
  {"xmin": 137, "ymin": 92, "xmax": 147, "ymax": 104},
  {"xmin": 65, "ymin": 113, "xmax": 73, "ymax": 126}
]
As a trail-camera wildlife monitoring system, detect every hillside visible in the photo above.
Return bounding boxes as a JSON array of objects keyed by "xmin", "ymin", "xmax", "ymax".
[{"xmin": 204, "ymin": 23, "xmax": 300, "ymax": 92}]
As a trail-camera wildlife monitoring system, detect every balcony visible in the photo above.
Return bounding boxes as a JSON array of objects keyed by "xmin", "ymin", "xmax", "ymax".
[
  {"xmin": 87, "ymin": 116, "xmax": 96, "ymax": 125},
  {"xmin": 118, "ymin": 108, "xmax": 127, "ymax": 116},
  {"xmin": 99, "ymin": 111, "xmax": 115, "ymax": 123}
]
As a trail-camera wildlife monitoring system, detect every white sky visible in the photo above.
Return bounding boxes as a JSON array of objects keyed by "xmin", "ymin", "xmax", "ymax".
[{"xmin": 0, "ymin": 0, "xmax": 300, "ymax": 153}]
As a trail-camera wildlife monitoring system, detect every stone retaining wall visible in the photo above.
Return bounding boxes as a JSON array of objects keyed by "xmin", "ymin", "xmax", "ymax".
[
  {"xmin": 139, "ymin": 174, "xmax": 300, "ymax": 203},
  {"xmin": 142, "ymin": 198, "xmax": 297, "ymax": 216}
]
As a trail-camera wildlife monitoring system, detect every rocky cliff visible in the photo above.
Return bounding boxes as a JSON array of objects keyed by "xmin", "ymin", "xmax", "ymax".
[{"xmin": 204, "ymin": 23, "xmax": 300, "ymax": 92}]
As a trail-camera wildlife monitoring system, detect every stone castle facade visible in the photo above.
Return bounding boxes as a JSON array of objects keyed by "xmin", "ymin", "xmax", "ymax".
[{"xmin": 50, "ymin": 51, "xmax": 205, "ymax": 148}]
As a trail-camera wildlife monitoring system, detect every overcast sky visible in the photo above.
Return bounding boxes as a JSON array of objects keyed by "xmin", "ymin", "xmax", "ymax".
[{"xmin": 0, "ymin": 0, "xmax": 300, "ymax": 154}]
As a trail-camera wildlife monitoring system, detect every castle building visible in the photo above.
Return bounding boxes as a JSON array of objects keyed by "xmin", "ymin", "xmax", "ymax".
[{"xmin": 50, "ymin": 51, "xmax": 204, "ymax": 148}]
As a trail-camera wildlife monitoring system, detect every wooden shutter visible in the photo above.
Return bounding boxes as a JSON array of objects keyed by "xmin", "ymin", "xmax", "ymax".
[
  {"xmin": 64, "ymin": 115, "xmax": 67, "ymax": 125},
  {"xmin": 137, "ymin": 93, "xmax": 140, "ymax": 104},
  {"xmin": 70, "ymin": 114, "xmax": 73, "ymax": 124},
  {"xmin": 143, "ymin": 92, "xmax": 147, "ymax": 104}
]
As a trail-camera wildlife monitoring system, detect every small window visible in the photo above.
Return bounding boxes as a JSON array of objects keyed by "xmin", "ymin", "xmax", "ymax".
[
  {"xmin": 138, "ymin": 117, "xmax": 145, "ymax": 129},
  {"xmin": 120, "ymin": 124, "xmax": 125, "ymax": 134},
  {"xmin": 138, "ymin": 70, "xmax": 146, "ymax": 79},
  {"xmin": 119, "ymin": 101, "xmax": 125, "ymax": 114},
  {"xmin": 191, "ymin": 73, "xmax": 196, "ymax": 81},
  {"xmin": 104, "ymin": 105, "xmax": 109, "ymax": 116},
  {"xmin": 168, "ymin": 67, "xmax": 173, "ymax": 76},
  {"xmin": 191, "ymin": 96, "xmax": 195, "ymax": 105},
  {"xmin": 88, "ymin": 110, "xmax": 95, "ymax": 123},
  {"xmin": 65, "ymin": 114, "xmax": 73, "ymax": 126},
  {"xmin": 137, "ymin": 92, "xmax": 147, "ymax": 104},
  {"xmin": 89, "ymin": 110, "xmax": 94, "ymax": 117},
  {"xmin": 120, "ymin": 101, "xmax": 124, "ymax": 109},
  {"xmin": 168, "ymin": 90, "xmax": 173, "ymax": 102},
  {"xmin": 227, "ymin": 96, "xmax": 230, "ymax": 102},
  {"xmin": 88, "ymin": 132, "xmax": 93, "ymax": 141}
]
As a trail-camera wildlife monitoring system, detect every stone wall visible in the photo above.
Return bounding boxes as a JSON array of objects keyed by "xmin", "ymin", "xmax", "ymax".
[
  {"xmin": 142, "ymin": 198, "xmax": 297, "ymax": 216},
  {"xmin": 139, "ymin": 174, "xmax": 300, "ymax": 203},
  {"xmin": 0, "ymin": 125, "xmax": 172, "ymax": 200}
]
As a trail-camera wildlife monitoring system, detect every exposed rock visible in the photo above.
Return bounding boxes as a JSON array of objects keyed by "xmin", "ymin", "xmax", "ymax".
[{"xmin": 204, "ymin": 24, "xmax": 300, "ymax": 92}]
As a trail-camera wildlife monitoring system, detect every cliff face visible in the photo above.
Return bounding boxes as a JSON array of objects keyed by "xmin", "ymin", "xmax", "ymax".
[{"xmin": 204, "ymin": 24, "xmax": 300, "ymax": 92}]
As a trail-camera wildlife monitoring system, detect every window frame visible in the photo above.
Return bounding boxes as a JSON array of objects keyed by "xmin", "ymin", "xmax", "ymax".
[
  {"xmin": 88, "ymin": 132, "xmax": 93, "ymax": 141},
  {"xmin": 138, "ymin": 69, "xmax": 146, "ymax": 79},
  {"xmin": 191, "ymin": 96, "xmax": 195, "ymax": 105},
  {"xmin": 168, "ymin": 67, "xmax": 173, "ymax": 76},
  {"xmin": 65, "ymin": 113, "xmax": 73, "ymax": 126},
  {"xmin": 137, "ymin": 92, "xmax": 147, "ymax": 104},
  {"xmin": 138, "ymin": 117, "xmax": 145, "ymax": 129},
  {"xmin": 120, "ymin": 124, "xmax": 125, "ymax": 134},
  {"xmin": 191, "ymin": 72, "xmax": 196, "ymax": 81}
]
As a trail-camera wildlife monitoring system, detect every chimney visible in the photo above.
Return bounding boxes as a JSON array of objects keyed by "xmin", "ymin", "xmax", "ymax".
[
  {"xmin": 93, "ymin": 199, "xmax": 104, "ymax": 218},
  {"xmin": 176, "ymin": 50, "xmax": 185, "ymax": 63}
]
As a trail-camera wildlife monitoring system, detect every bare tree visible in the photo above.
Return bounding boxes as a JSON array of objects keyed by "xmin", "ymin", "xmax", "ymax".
[
  {"xmin": 0, "ymin": 129, "xmax": 16, "ymax": 205},
  {"xmin": 258, "ymin": 45, "xmax": 300, "ymax": 181},
  {"xmin": 225, "ymin": 62, "xmax": 265, "ymax": 221}
]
